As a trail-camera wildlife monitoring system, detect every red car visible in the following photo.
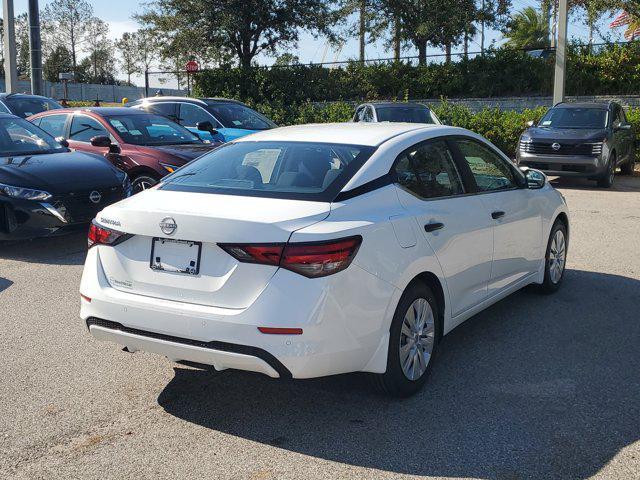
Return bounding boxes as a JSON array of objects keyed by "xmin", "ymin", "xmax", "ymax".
[{"xmin": 29, "ymin": 107, "xmax": 221, "ymax": 193}]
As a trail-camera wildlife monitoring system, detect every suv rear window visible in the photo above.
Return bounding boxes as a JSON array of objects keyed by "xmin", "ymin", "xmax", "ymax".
[{"xmin": 160, "ymin": 141, "xmax": 376, "ymax": 201}]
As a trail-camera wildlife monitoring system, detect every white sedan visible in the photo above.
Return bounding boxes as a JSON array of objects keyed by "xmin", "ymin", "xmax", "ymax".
[{"xmin": 80, "ymin": 123, "xmax": 569, "ymax": 396}]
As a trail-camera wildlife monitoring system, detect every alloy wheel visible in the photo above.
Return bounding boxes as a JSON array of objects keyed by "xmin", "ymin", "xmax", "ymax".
[
  {"xmin": 549, "ymin": 229, "xmax": 566, "ymax": 284},
  {"xmin": 399, "ymin": 298, "xmax": 435, "ymax": 381},
  {"xmin": 132, "ymin": 177, "xmax": 157, "ymax": 194}
]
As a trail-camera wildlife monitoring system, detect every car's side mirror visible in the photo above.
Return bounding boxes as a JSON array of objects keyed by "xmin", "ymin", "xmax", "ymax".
[
  {"xmin": 90, "ymin": 135, "xmax": 121, "ymax": 154},
  {"xmin": 521, "ymin": 167, "xmax": 546, "ymax": 189},
  {"xmin": 616, "ymin": 123, "xmax": 632, "ymax": 131},
  {"xmin": 55, "ymin": 136, "xmax": 69, "ymax": 148},
  {"xmin": 196, "ymin": 121, "xmax": 218, "ymax": 135},
  {"xmin": 525, "ymin": 120, "xmax": 536, "ymax": 128}
]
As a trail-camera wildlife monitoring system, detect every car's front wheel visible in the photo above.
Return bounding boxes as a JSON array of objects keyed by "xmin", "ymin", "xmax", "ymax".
[
  {"xmin": 620, "ymin": 151, "xmax": 636, "ymax": 176},
  {"xmin": 597, "ymin": 154, "xmax": 616, "ymax": 188},
  {"xmin": 131, "ymin": 174, "xmax": 158, "ymax": 194},
  {"xmin": 539, "ymin": 220, "xmax": 568, "ymax": 294},
  {"xmin": 373, "ymin": 281, "xmax": 440, "ymax": 397}
]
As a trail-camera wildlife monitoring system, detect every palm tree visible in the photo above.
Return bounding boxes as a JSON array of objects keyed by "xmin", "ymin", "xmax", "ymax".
[{"xmin": 503, "ymin": 6, "xmax": 550, "ymax": 50}]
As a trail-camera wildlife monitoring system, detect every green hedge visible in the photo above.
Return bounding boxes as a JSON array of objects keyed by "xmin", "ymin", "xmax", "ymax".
[
  {"xmin": 194, "ymin": 42, "xmax": 640, "ymax": 104},
  {"xmin": 246, "ymin": 100, "xmax": 640, "ymax": 159}
]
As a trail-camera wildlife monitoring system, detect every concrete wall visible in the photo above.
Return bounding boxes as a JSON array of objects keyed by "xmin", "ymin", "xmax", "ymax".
[{"xmin": 0, "ymin": 79, "xmax": 186, "ymax": 102}]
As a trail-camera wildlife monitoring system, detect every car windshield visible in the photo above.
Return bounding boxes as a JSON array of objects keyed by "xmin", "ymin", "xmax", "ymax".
[
  {"xmin": 160, "ymin": 141, "xmax": 376, "ymax": 201},
  {"xmin": 539, "ymin": 107, "xmax": 608, "ymax": 129},
  {"xmin": 0, "ymin": 117, "xmax": 67, "ymax": 156},
  {"xmin": 205, "ymin": 102, "xmax": 276, "ymax": 130},
  {"xmin": 5, "ymin": 96, "xmax": 62, "ymax": 118},
  {"xmin": 375, "ymin": 106, "xmax": 435, "ymax": 124},
  {"xmin": 104, "ymin": 114, "xmax": 201, "ymax": 146}
]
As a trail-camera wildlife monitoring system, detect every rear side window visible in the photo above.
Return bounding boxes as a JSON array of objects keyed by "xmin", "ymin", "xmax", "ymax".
[
  {"xmin": 394, "ymin": 140, "xmax": 464, "ymax": 199},
  {"xmin": 179, "ymin": 103, "xmax": 217, "ymax": 128},
  {"xmin": 37, "ymin": 114, "xmax": 68, "ymax": 138},
  {"xmin": 456, "ymin": 139, "xmax": 517, "ymax": 192},
  {"xmin": 160, "ymin": 141, "xmax": 376, "ymax": 201},
  {"xmin": 70, "ymin": 115, "xmax": 109, "ymax": 142},
  {"xmin": 142, "ymin": 102, "xmax": 179, "ymax": 123}
]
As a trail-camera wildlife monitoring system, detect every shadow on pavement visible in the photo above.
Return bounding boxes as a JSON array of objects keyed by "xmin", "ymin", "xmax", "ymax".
[
  {"xmin": 551, "ymin": 173, "xmax": 640, "ymax": 192},
  {"xmin": 158, "ymin": 269, "xmax": 640, "ymax": 479},
  {"xmin": 0, "ymin": 277, "xmax": 13, "ymax": 293},
  {"xmin": 0, "ymin": 230, "xmax": 87, "ymax": 266}
]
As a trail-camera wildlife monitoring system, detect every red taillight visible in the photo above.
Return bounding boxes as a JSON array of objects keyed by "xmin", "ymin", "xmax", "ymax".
[
  {"xmin": 88, "ymin": 220, "xmax": 129, "ymax": 248},
  {"xmin": 80, "ymin": 294, "xmax": 92, "ymax": 303},
  {"xmin": 258, "ymin": 327, "xmax": 303, "ymax": 335},
  {"xmin": 219, "ymin": 236, "xmax": 362, "ymax": 278}
]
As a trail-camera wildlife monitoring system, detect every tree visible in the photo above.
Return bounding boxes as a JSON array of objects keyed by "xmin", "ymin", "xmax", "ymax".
[
  {"xmin": 14, "ymin": 13, "xmax": 31, "ymax": 78},
  {"xmin": 503, "ymin": 6, "xmax": 550, "ymax": 50},
  {"xmin": 136, "ymin": 0, "xmax": 336, "ymax": 69},
  {"xmin": 476, "ymin": 0, "xmax": 511, "ymax": 54},
  {"xmin": 115, "ymin": 33, "xmax": 142, "ymax": 85},
  {"xmin": 335, "ymin": 0, "xmax": 387, "ymax": 62},
  {"xmin": 135, "ymin": 29, "xmax": 160, "ymax": 74},
  {"xmin": 42, "ymin": 0, "xmax": 93, "ymax": 73},
  {"xmin": 43, "ymin": 46, "xmax": 74, "ymax": 82},
  {"xmin": 572, "ymin": 0, "xmax": 613, "ymax": 45},
  {"xmin": 274, "ymin": 53, "xmax": 300, "ymax": 65},
  {"xmin": 76, "ymin": 49, "xmax": 116, "ymax": 84},
  {"xmin": 84, "ymin": 18, "xmax": 111, "ymax": 80}
]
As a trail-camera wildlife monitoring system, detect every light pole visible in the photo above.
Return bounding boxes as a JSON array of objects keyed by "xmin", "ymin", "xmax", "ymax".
[
  {"xmin": 2, "ymin": 0, "xmax": 18, "ymax": 93},
  {"xmin": 553, "ymin": 0, "xmax": 568, "ymax": 105},
  {"xmin": 28, "ymin": 0, "xmax": 43, "ymax": 95}
]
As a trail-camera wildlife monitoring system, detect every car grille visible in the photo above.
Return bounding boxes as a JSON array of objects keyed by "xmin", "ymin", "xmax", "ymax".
[
  {"xmin": 519, "ymin": 141, "xmax": 602, "ymax": 156},
  {"xmin": 51, "ymin": 186, "xmax": 124, "ymax": 223}
]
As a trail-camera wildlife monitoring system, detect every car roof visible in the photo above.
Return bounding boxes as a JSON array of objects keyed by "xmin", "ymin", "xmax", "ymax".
[
  {"xmin": 234, "ymin": 122, "xmax": 445, "ymax": 147},
  {"xmin": 135, "ymin": 96, "xmax": 243, "ymax": 105},
  {"xmin": 0, "ymin": 93, "xmax": 55, "ymax": 100},
  {"xmin": 554, "ymin": 102, "xmax": 612, "ymax": 110},
  {"xmin": 76, "ymin": 107, "xmax": 148, "ymax": 115},
  {"xmin": 365, "ymin": 102, "xmax": 429, "ymax": 109},
  {"xmin": 0, "ymin": 112, "xmax": 20, "ymax": 119}
]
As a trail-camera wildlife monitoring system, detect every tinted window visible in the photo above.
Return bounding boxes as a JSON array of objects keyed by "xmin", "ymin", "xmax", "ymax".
[
  {"xmin": 354, "ymin": 107, "xmax": 365, "ymax": 122},
  {"xmin": 376, "ymin": 106, "xmax": 435, "ymax": 124},
  {"xmin": 105, "ymin": 114, "xmax": 200, "ymax": 146},
  {"xmin": 205, "ymin": 103, "xmax": 276, "ymax": 130},
  {"xmin": 539, "ymin": 107, "xmax": 607, "ymax": 129},
  {"xmin": 0, "ymin": 102, "xmax": 10, "ymax": 113},
  {"xmin": 69, "ymin": 115, "xmax": 109, "ymax": 142},
  {"xmin": 4, "ymin": 96, "xmax": 62, "ymax": 118},
  {"xmin": 179, "ymin": 103, "xmax": 218, "ymax": 128},
  {"xmin": 394, "ymin": 140, "xmax": 464, "ymax": 198},
  {"xmin": 142, "ymin": 102, "xmax": 178, "ymax": 122},
  {"xmin": 37, "ymin": 114, "xmax": 68, "ymax": 138},
  {"xmin": 0, "ymin": 117, "xmax": 67, "ymax": 156},
  {"xmin": 456, "ymin": 139, "xmax": 517, "ymax": 192},
  {"xmin": 160, "ymin": 141, "xmax": 375, "ymax": 201},
  {"xmin": 362, "ymin": 107, "xmax": 374, "ymax": 122}
]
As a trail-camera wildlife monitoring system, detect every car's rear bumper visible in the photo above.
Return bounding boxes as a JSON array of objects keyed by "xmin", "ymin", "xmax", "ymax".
[
  {"xmin": 80, "ymin": 246, "xmax": 399, "ymax": 379},
  {"xmin": 517, "ymin": 152, "xmax": 606, "ymax": 177}
]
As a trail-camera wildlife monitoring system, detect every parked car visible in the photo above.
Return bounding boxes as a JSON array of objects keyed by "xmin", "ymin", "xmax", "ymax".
[
  {"xmin": 353, "ymin": 102, "xmax": 442, "ymax": 125},
  {"xmin": 0, "ymin": 93, "xmax": 62, "ymax": 118},
  {"xmin": 516, "ymin": 101, "xmax": 636, "ymax": 188},
  {"xmin": 28, "ymin": 107, "xmax": 221, "ymax": 193},
  {"xmin": 0, "ymin": 114, "xmax": 130, "ymax": 240},
  {"xmin": 80, "ymin": 122, "xmax": 569, "ymax": 397},
  {"xmin": 128, "ymin": 97, "xmax": 277, "ymax": 142}
]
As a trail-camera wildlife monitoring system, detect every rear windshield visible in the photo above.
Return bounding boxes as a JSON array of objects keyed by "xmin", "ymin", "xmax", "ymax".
[
  {"xmin": 539, "ymin": 108, "xmax": 608, "ymax": 129},
  {"xmin": 376, "ymin": 106, "xmax": 435, "ymax": 124},
  {"xmin": 5, "ymin": 97, "xmax": 62, "ymax": 118},
  {"xmin": 160, "ymin": 141, "xmax": 376, "ymax": 201}
]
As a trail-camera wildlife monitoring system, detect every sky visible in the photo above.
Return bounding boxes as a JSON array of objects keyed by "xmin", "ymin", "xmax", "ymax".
[{"xmin": 6, "ymin": 0, "xmax": 625, "ymax": 88}]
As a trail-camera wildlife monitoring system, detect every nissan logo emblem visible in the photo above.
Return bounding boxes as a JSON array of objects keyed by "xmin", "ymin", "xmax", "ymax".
[
  {"xmin": 159, "ymin": 217, "xmax": 177, "ymax": 236},
  {"xmin": 552, "ymin": 142, "xmax": 561, "ymax": 151},
  {"xmin": 89, "ymin": 191, "xmax": 102, "ymax": 204}
]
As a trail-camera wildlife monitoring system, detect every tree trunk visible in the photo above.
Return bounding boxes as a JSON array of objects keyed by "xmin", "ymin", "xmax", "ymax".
[
  {"xmin": 551, "ymin": 0, "xmax": 558, "ymax": 49},
  {"xmin": 393, "ymin": 18, "xmax": 401, "ymax": 61},
  {"xmin": 359, "ymin": 0, "xmax": 366, "ymax": 63},
  {"xmin": 464, "ymin": 31, "xmax": 469, "ymax": 59},
  {"xmin": 417, "ymin": 40, "xmax": 427, "ymax": 65},
  {"xmin": 480, "ymin": 0, "xmax": 485, "ymax": 55},
  {"xmin": 445, "ymin": 42, "xmax": 452, "ymax": 63}
]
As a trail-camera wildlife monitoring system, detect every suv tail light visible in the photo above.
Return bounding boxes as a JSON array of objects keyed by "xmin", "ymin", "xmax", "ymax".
[
  {"xmin": 88, "ymin": 220, "xmax": 131, "ymax": 248},
  {"xmin": 219, "ymin": 236, "xmax": 362, "ymax": 278}
]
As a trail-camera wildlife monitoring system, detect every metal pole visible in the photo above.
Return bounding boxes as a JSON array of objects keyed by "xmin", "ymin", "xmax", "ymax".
[
  {"xmin": 553, "ymin": 0, "xmax": 568, "ymax": 105},
  {"xmin": 28, "ymin": 0, "xmax": 43, "ymax": 95},
  {"xmin": 144, "ymin": 69, "xmax": 149, "ymax": 97},
  {"xmin": 2, "ymin": 0, "xmax": 18, "ymax": 93}
]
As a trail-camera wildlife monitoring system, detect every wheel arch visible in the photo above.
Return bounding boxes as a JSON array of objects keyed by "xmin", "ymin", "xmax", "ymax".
[
  {"xmin": 407, "ymin": 272, "xmax": 445, "ymax": 343},
  {"xmin": 127, "ymin": 165, "xmax": 162, "ymax": 181}
]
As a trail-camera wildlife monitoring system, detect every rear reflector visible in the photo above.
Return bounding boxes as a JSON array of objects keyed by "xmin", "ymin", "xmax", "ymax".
[
  {"xmin": 88, "ymin": 220, "xmax": 131, "ymax": 248},
  {"xmin": 80, "ymin": 294, "xmax": 92, "ymax": 303},
  {"xmin": 219, "ymin": 235, "xmax": 362, "ymax": 278},
  {"xmin": 258, "ymin": 327, "xmax": 303, "ymax": 335}
]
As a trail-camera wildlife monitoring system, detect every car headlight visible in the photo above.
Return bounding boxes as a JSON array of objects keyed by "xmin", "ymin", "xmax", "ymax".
[
  {"xmin": 160, "ymin": 163, "xmax": 180, "ymax": 174},
  {"xmin": 0, "ymin": 182, "xmax": 52, "ymax": 201}
]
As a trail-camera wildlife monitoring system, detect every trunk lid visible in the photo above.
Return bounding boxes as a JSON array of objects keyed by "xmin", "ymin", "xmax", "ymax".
[{"xmin": 96, "ymin": 190, "xmax": 330, "ymax": 308}]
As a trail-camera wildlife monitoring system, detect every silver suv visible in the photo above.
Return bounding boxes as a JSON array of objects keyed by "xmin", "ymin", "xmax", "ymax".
[{"xmin": 516, "ymin": 102, "xmax": 636, "ymax": 188}]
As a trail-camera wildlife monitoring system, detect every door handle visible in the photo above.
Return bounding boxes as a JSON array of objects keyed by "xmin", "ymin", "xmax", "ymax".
[
  {"xmin": 424, "ymin": 222, "xmax": 445, "ymax": 232},
  {"xmin": 491, "ymin": 211, "xmax": 505, "ymax": 219}
]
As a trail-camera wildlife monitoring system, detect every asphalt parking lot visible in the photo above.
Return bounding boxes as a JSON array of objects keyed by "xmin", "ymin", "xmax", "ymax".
[{"xmin": 1, "ymin": 176, "xmax": 639, "ymax": 480}]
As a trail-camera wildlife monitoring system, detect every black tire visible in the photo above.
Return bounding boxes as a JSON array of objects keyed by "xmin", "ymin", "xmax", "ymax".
[
  {"xmin": 538, "ymin": 220, "xmax": 568, "ymax": 294},
  {"xmin": 131, "ymin": 174, "xmax": 158, "ymax": 194},
  {"xmin": 620, "ymin": 151, "xmax": 635, "ymax": 176},
  {"xmin": 373, "ymin": 281, "xmax": 440, "ymax": 397},
  {"xmin": 597, "ymin": 153, "xmax": 615, "ymax": 188}
]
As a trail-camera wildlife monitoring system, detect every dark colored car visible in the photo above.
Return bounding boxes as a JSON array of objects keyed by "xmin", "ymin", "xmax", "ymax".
[
  {"xmin": 517, "ymin": 102, "xmax": 636, "ymax": 188},
  {"xmin": 29, "ymin": 107, "xmax": 221, "ymax": 193},
  {"xmin": 128, "ymin": 96, "xmax": 277, "ymax": 142},
  {"xmin": 352, "ymin": 102, "xmax": 442, "ymax": 124},
  {"xmin": 0, "ymin": 114, "xmax": 130, "ymax": 240},
  {"xmin": 0, "ymin": 93, "xmax": 62, "ymax": 118}
]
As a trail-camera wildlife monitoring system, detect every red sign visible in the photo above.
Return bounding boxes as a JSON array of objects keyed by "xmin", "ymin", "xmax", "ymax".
[{"xmin": 185, "ymin": 60, "xmax": 200, "ymax": 73}]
